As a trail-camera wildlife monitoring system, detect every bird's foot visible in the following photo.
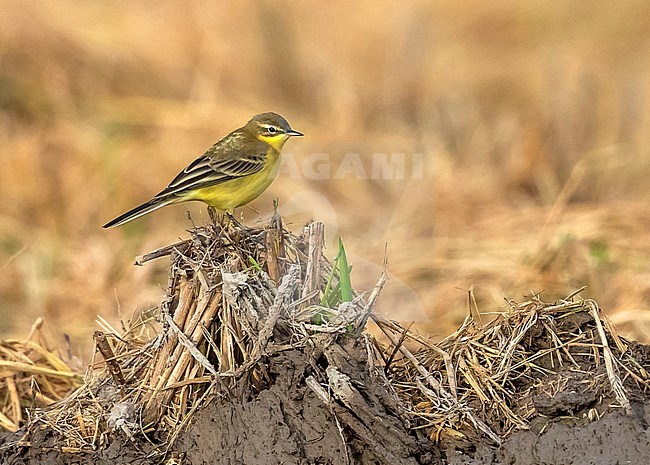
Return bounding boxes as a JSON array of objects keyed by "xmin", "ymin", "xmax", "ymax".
[
  {"xmin": 207, "ymin": 206, "xmax": 220, "ymax": 225},
  {"xmin": 225, "ymin": 213, "xmax": 266, "ymax": 242}
]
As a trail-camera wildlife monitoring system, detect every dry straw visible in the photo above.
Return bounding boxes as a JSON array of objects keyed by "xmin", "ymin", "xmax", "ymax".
[
  {"xmin": 4, "ymin": 214, "xmax": 648, "ymax": 458},
  {"xmin": 0, "ymin": 318, "xmax": 82, "ymax": 432},
  {"xmin": 374, "ymin": 291, "xmax": 649, "ymax": 444},
  {"xmin": 11, "ymin": 214, "xmax": 384, "ymax": 457}
]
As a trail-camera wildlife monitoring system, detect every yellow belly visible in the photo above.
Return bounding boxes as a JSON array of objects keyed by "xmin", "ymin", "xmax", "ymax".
[{"xmin": 182, "ymin": 152, "xmax": 280, "ymax": 212}]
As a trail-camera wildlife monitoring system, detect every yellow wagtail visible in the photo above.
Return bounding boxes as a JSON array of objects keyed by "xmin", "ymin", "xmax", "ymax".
[{"xmin": 103, "ymin": 112, "xmax": 302, "ymax": 228}]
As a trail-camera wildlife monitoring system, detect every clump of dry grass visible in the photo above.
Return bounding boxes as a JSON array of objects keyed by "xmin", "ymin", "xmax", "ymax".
[
  {"xmin": 14, "ymin": 214, "xmax": 383, "ymax": 457},
  {"xmin": 376, "ymin": 291, "xmax": 650, "ymax": 445},
  {"xmin": 6, "ymin": 214, "xmax": 650, "ymax": 459},
  {"xmin": 0, "ymin": 319, "xmax": 82, "ymax": 432}
]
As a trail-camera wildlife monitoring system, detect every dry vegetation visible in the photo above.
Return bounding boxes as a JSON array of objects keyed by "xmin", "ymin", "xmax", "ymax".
[
  {"xmin": 0, "ymin": 319, "xmax": 81, "ymax": 432},
  {"xmin": 3, "ymin": 217, "xmax": 647, "ymax": 464},
  {"xmin": 378, "ymin": 294, "xmax": 650, "ymax": 445},
  {"xmin": 11, "ymin": 217, "xmax": 388, "ymax": 458},
  {"xmin": 1, "ymin": 0, "xmax": 650, "ymax": 360}
]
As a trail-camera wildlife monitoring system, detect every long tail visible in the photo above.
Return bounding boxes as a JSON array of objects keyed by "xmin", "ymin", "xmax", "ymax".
[{"xmin": 103, "ymin": 197, "xmax": 175, "ymax": 228}]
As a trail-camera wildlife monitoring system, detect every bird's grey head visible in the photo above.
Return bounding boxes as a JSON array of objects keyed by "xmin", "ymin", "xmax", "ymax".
[{"xmin": 247, "ymin": 112, "xmax": 303, "ymax": 138}]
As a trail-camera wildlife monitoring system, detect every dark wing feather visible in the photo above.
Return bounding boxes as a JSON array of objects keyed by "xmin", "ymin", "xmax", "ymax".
[{"xmin": 154, "ymin": 132, "xmax": 268, "ymax": 199}]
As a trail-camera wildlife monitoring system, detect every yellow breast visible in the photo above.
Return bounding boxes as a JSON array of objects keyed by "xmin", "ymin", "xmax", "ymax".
[{"xmin": 184, "ymin": 149, "xmax": 281, "ymax": 212}]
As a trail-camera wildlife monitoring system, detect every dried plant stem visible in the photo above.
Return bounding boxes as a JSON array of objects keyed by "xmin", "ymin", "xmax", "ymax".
[
  {"xmin": 586, "ymin": 300, "xmax": 633, "ymax": 415},
  {"xmin": 301, "ymin": 222, "xmax": 324, "ymax": 305},
  {"xmin": 134, "ymin": 240, "xmax": 191, "ymax": 266}
]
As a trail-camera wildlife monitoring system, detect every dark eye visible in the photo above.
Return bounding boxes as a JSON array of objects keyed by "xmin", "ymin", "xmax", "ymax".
[{"xmin": 267, "ymin": 126, "xmax": 277, "ymax": 134}]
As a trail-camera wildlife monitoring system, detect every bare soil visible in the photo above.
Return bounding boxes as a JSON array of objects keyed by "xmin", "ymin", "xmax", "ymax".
[{"xmin": 2, "ymin": 337, "xmax": 649, "ymax": 465}]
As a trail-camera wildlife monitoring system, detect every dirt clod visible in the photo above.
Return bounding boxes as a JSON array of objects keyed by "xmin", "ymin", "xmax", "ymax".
[{"xmin": 180, "ymin": 343, "xmax": 426, "ymax": 465}]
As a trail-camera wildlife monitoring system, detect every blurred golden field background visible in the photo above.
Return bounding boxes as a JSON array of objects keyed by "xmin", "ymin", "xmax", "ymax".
[{"xmin": 1, "ymin": 0, "xmax": 650, "ymax": 357}]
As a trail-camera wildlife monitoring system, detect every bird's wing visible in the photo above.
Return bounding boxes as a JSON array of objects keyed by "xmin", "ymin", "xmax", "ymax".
[{"xmin": 155, "ymin": 134, "xmax": 268, "ymax": 199}]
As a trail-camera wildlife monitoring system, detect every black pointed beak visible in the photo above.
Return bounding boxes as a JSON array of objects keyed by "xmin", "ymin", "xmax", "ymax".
[{"xmin": 286, "ymin": 129, "xmax": 304, "ymax": 137}]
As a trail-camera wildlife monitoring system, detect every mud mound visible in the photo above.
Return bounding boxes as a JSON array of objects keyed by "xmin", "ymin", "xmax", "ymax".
[
  {"xmin": 179, "ymin": 342, "xmax": 434, "ymax": 465},
  {"xmin": 463, "ymin": 407, "xmax": 650, "ymax": 465},
  {"xmin": 1, "ymin": 216, "xmax": 649, "ymax": 465},
  {"xmin": 0, "ymin": 216, "xmax": 423, "ymax": 464}
]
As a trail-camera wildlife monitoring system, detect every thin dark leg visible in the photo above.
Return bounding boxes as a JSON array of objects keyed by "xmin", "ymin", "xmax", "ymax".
[
  {"xmin": 226, "ymin": 212, "xmax": 247, "ymax": 230},
  {"xmin": 207, "ymin": 206, "xmax": 219, "ymax": 224},
  {"xmin": 225, "ymin": 212, "xmax": 268, "ymax": 242}
]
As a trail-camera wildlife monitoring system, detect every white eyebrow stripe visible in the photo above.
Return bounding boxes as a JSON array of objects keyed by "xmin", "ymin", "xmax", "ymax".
[{"xmin": 261, "ymin": 124, "xmax": 282, "ymax": 133}]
